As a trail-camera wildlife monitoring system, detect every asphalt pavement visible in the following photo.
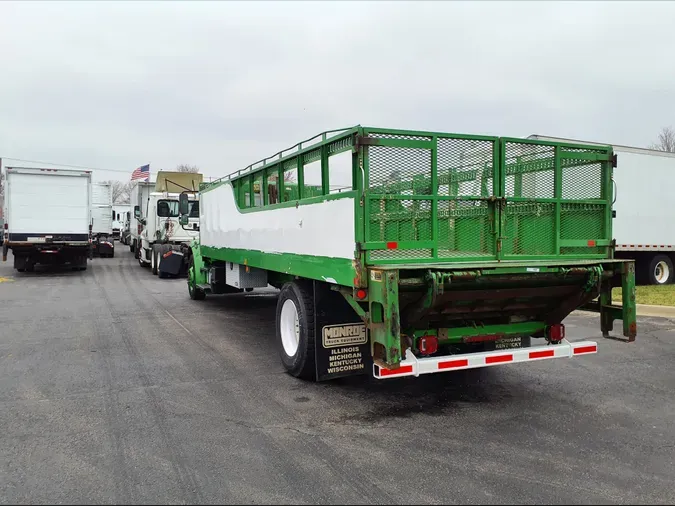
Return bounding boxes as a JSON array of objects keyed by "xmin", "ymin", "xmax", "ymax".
[{"xmin": 1, "ymin": 247, "xmax": 674, "ymax": 505}]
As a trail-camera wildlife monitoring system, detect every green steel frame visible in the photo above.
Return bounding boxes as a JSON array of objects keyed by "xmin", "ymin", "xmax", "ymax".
[{"xmin": 194, "ymin": 125, "xmax": 635, "ymax": 370}]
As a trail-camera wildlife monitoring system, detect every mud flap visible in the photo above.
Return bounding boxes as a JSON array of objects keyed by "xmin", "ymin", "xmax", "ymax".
[
  {"xmin": 98, "ymin": 241, "xmax": 114, "ymax": 256},
  {"xmin": 313, "ymin": 281, "xmax": 372, "ymax": 382},
  {"xmin": 159, "ymin": 250, "xmax": 183, "ymax": 276}
]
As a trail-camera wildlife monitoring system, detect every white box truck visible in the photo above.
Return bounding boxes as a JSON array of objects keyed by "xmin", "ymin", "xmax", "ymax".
[
  {"xmin": 129, "ymin": 180, "xmax": 154, "ymax": 257},
  {"xmin": 2, "ymin": 166, "xmax": 92, "ymax": 272},
  {"xmin": 529, "ymin": 134, "xmax": 675, "ymax": 285},
  {"xmin": 112, "ymin": 204, "xmax": 130, "ymax": 240},
  {"xmin": 91, "ymin": 182, "xmax": 114, "ymax": 258}
]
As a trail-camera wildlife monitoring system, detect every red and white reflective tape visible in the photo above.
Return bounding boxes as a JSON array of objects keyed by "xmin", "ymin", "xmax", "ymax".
[
  {"xmin": 616, "ymin": 244, "xmax": 675, "ymax": 251},
  {"xmin": 373, "ymin": 339, "xmax": 598, "ymax": 380}
]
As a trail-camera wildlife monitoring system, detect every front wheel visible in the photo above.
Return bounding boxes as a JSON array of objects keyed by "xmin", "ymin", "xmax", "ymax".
[
  {"xmin": 187, "ymin": 253, "xmax": 206, "ymax": 300},
  {"xmin": 275, "ymin": 281, "xmax": 316, "ymax": 380}
]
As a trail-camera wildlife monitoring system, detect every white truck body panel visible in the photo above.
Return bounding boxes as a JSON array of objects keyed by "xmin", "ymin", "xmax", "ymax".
[
  {"xmin": 527, "ymin": 135, "xmax": 675, "ymax": 252},
  {"xmin": 199, "ymin": 181, "xmax": 355, "ymax": 260},
  {"xmin": 129, "ymin": 181, "xmax": 154, "ymax": 243},
  {"xmin": 91, "ymin": 182, "xmax": 113, "ymax": 235},
  {"xmin": 3, "ymin": 167, "xmax": 92, "ymax": 243}
]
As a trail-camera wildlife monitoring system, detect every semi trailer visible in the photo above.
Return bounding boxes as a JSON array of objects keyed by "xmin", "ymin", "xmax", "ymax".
[
  {"xmin": 179, "ymin": 126, "xmax": 636, "ymax": 382},
  {"xmin": 528, "ymin": 135, "xmax": 675, "ymax": 285},
  {"xmin": 2, "ymin": 166, "xmax": 92, "ymax": 271}
]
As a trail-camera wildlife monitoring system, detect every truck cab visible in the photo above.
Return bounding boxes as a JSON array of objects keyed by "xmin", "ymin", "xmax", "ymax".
[{"xmin": 136, "ymin": 191, "xmax": 200, "ymax": 276}]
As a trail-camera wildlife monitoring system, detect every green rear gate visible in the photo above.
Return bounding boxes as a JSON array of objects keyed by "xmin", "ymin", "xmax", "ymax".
[{"xmin": 361, "ymin": 128, "xmax": 615, "ymax": 265}]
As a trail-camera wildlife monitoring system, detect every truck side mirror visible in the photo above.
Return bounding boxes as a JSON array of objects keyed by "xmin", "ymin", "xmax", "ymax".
[
  {"xmin": 134, "ymin": 206, "xmax": 141, "ymax": 219},
  {"xmin": 178, "ymin": 193, "xmax": 189, "ymax": 216}
]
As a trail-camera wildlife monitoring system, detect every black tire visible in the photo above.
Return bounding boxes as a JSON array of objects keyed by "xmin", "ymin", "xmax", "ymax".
[
  {"xmin": 275, "ymin": 281, "xmax": 316, "ymax": 380},
  {"xmin": 151, "ymin": 246, "xmax": 159, "ymax": 275},
  {"xmin": 187, "ymin": 254, "xmax": 206, "ymax": 300},
  {"xmin": 648, "ymin": 254, "xmax": 673, "ymax": 285}
]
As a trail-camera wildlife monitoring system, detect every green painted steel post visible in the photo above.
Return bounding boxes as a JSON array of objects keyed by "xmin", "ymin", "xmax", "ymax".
[
  {"xmin": 622, "ymin": 261, "xmax": 637, "ymax": 341},
  {"xmin": 431, "ymin": 136, "xmax": 438, "ymax": 259},
  {"xmin": 296, "ymin": 157, "xmax": 304, "ymax": 200},
  {"xmin": 368, "ymin": 269, "xmax": 402, "ymax": 368},
  {"xmin": 554, "ymin": 146, "xmax": 561, "ymax": 255}
]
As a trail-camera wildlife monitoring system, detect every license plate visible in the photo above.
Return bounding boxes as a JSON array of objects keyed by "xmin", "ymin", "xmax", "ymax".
[
  {"xmin": 494, "ymin": 336, "xmax": 523, "ymax": 350},
  {"xmin": 27, "ymin": 237, "xmax": 46, "ymax": 242}
]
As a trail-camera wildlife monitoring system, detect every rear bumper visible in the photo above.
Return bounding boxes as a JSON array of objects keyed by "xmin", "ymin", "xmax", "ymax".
[{"xmin": 373, "ymin": 339, "xmax": 597, "ymax": 379}]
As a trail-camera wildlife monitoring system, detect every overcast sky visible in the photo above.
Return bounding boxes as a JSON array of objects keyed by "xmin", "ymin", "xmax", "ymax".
[{"xmin": 1, "ymin": 0, "xmax": 674, "ymax": 182}]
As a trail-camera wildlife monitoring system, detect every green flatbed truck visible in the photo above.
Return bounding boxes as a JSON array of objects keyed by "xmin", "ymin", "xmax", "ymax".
[{"xmin": 178, "ymin": 126, "xmax": 636, "ymax": 381}]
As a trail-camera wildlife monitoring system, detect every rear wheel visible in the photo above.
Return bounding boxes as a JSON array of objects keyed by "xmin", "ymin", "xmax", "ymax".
[
  {"xmin": 276, "ymin": 281, "xmax": 316, "ymax": 380},
  {"xmin": 648, "ymin": 255, "xmax": 673, "ymax": 285}
]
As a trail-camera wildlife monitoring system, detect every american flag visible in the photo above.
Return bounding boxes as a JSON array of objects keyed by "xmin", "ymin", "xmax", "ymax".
[{"xmin": 131, "ymin": 164, "xmax": 150, "ymax": 182}]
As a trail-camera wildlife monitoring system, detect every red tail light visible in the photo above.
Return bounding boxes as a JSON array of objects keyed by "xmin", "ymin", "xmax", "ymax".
[
  {"xmin": 547, "ymin": 324, "xmax": 565, "ymax": 341},
  {"xmin": 355, "ymin": 289, "xmax": 367, "ymax": 300},
  {"xmin": 137, "ymin": 225, "xmax": 142, "ymax": 234},
  {"xmin": 418, "ymin": 335, "xmax": 438, "ymax": 356},
  {"xmin": 3, "ymin": 222, "xmax": 7, "ymax": 230}
]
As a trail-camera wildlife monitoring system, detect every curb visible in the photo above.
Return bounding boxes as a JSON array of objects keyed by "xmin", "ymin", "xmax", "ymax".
[
  {"xmin": 631, "ymin": 303, "xmax": 675, "ymax": 319},
  {"xmin": 576, "ymin": 303, "xmax": 675, "ymax": 319}
]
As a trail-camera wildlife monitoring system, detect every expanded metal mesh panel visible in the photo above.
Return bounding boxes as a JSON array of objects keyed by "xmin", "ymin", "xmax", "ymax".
[
  {"xmin": 368, "ymin": 146, "xmax": 432, "ymax": 195},
  {"xmin": 437, "ymin": 138, "xmax": 495, "ymax": 197},
  {"xmin": 369, "ymin": 132, "xmax": 432, "ymax": 142},
  {"xmin": 437, "ymin": 200, "xmax": 495, "ymax": 257},
  {"xmin": 560, "ymin": 203, "xmax": 606, "ymax": 239},
  {"xmin": 368, "ymin": 198, "xmax": 433, "ymax": 240},
  {"xmin": 362, "ymin": 132, "xmax": 612, "ymax": 264},
  {"xmin": 369, "ymin": 248, "xmax": 434, "ymax": 261},
  {"xmin": 502, "ymin": 202, "xmax": 556, "ymax": 256},
  {"xmin": 561, "ymin": 161, "xmax": 603, "ymax": 200},
  {"xmin": 504, "ymin": 143, "xmax": 555, "ymax": 199}
]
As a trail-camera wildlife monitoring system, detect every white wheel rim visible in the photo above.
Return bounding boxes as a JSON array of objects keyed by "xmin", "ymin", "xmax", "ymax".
[
  {"xmin": 280, "ymin": 299, "xmax": 300, "ymax": 357},
  {"xmin": 151, "ymin": 251, "xmax": 155, "ymax": 269},
  {"xmin": 655, "ymin": 261, "xmax": 670, "ymax": 284}
]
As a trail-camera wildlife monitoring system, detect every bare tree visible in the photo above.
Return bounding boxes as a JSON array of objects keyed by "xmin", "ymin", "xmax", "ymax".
[
  {"xmin": 102, "ymin": 180, "xmax": 132, "ymax": 203},
  {"xmin": 649, "ymin": 126, "xmax": 675, "ymax": 153},
  {"xmin": 175, "ymin": 164, "xmax": 200, "ymax": 173}
]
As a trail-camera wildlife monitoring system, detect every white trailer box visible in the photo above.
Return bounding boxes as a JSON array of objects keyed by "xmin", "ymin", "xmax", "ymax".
[
  {"xmin": 129, "ymin": 180, "xmax": 154, "ymax": 256},
  {"xmin": 91, "ymin": 182, "xmax": 115, "ymax": 257},
  {"xmin": 2, "ymin": 166, "xmax": 92, "ymax": 271},
  {"xmin": 528, "ymin": 134, "xmax": 675, "ymax": 284},
  {"xmin": 91, "ymin": 182, "xmax": 113, "ymax": 235}
]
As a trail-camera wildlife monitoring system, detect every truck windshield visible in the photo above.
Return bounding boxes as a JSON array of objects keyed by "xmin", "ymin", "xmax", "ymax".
[{"xmin": 157, "ymin": 199, "xmax": 199, "ymax": 218}]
